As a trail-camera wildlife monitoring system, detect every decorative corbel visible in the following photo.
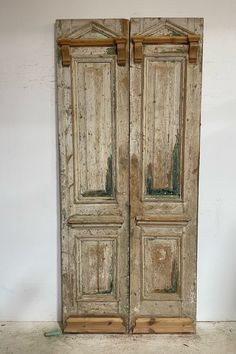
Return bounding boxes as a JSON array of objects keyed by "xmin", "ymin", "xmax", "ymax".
[
  {"xmin": 57, "ymin": 20, "xmax": 128, "ymax": 67},
  {"xmin": 61, "ymin": 45, "xmax": 71, "ymax": 66},
  {"xmin": 116, "ymin": 38, "xmax": 127, "ymax": 66},
  {"xmin": 133, "ymin": 37, "xmax": 144, "ymax": 64},
  {"xmin": 188, "ymin": 35, "xmax": 200, "ymax": 64}
]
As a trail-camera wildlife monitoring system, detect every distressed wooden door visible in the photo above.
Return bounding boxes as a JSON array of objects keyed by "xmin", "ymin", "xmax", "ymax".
[
  {"xmin": 130, "ymin": 18, "xmax": 203, "ymax": 333},
  {"xmin": 56, "ymin": 17, "xmax": 203, "ymax": 334},
  {"xmin": 56, "ymin": 19, "xmax": 130, "ymax": 333}
]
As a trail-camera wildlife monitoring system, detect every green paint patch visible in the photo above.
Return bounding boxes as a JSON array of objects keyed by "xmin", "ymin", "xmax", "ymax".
[
  {"xmin": 82, "ymin": 190, "xmax": 109, "ymax": 197},
  {"xmin": 44, "ymin": 330, "xmax": 62, "ymax": 337},
  {"xmin": 98, "ymin": 281, "xmax": 113, "ymax": 295},
  {"xmin": 82, "ymin": 155, "xmax": 113, "ymax": 197},
  {"xmin": 106, "ymin": 47, "xmax": 116, "ymax": 55},
  {"xmin": 57, "ymin": 46, "xmax": 61, "ymax": 62},
  {"xmin": 105, "ymin": 155, "xmax": 113, "ymax": 196},
  {"xmin": 97, "ymin": 267, "xmax": 113, "ymax": 295},
  {"xmin": 159, "ymin": 261, "xmax": 178, "ymax": 294},
  {"xmin": 146, "ymin": 140, "xmax": 180, "ymax": 197},
  {"xmin": 172, "ymin": 139, "xmax": 180, "ymax": 195}
]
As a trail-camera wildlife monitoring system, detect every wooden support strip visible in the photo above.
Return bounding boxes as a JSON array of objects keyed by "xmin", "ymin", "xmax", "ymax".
[
  {"xmin": 58, "ymin": 38, "xmax": 118, "ymax": 47},
  {"xmin": 133, "ymin": 317, "xmax": 194, "ymax": 334},
  {"xmin": 143, "ymin": 36, "xmax": 188, "ymax": 44},
  {"xmin": 64, "ymin": 316, "xmax": 126, "ymax": 333}
]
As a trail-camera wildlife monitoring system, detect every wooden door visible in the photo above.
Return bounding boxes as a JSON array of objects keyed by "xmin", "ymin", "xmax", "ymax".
[
  {"xmin": 130, "ymin": 18, "xmax": 203, "ymax": 333},
  {"xmin": 56, "ymin": 17, "xmax": 203, "ymax": 334},
  {"xmin": 56, "ymin": 19, "xmax": 130, "ymax": 333}
]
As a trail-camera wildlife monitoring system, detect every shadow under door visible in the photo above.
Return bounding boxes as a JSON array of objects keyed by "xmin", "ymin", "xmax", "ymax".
[{"xmin": 56, "ymin": 17, "xmax": 203, "ymax": 334}]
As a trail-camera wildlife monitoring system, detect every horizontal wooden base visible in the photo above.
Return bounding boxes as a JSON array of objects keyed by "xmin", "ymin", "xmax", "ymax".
[
  {"xmin": 64, "ymin": 316, "xmax": 126, "ymax": 333},
  {"xmin": 133, "ymin": 317, "xmax": 194, "ymax": 334}
]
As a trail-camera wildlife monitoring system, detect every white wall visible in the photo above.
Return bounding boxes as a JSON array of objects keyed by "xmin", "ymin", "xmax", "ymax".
[{"xmin": 0, "ymin": 0, "xmax": 236, "ymax": 321}]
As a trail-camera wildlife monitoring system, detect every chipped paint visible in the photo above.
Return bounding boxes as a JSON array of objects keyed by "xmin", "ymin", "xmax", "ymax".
[
  {"xmin": 146, "ymin": 139, "xmax": 180, "ymax": 197},
  {"xmin": 106, "ymin": 47, "xmax": 116, "ymax": 55},
  {"xmin": 82, "ymin": 155, "xmax": 113, "ymax": 197},
  {"xmin": 159, "ymin": 261, "xmax": 178, "ymax": 294}
]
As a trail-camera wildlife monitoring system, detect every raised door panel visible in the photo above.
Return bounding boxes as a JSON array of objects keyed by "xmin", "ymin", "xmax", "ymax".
[
  {"xmin": 130, "ymin": 17, "xmax": 203, "ymax": 333},
  {"xmin": 72, "ymin": 57, "xmax": 116, "ymax": 200},
  {"xmin": 143, "ymin": 56, "xmax": 185, "ymax": 198},
  {"xmin": 56, "ymin": 19, "xmax": 129, "ymax": 333}
]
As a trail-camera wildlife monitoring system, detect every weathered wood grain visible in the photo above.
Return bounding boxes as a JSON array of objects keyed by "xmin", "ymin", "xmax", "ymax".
[
  {"xmin": 143, "ymin": 237, "xmax": 180, "ymax": 297},
  {"xmin": 133, "ymin": 317, "xmax": 194, "ymax": 334},
  {"xmin": 64, "ymin": 316, "xmax": 126, "ymax": 333}
]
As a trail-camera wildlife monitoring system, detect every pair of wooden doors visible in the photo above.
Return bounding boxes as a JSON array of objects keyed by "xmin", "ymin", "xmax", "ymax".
[{"xmin": 56, "ymin": 17, "xmax": 203, "ymax": 334}]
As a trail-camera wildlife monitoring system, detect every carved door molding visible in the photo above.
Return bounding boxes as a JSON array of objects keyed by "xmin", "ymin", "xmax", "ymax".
[{"xmin": 56, "ymin": 18, "xmax": 203, "ymax": 334}]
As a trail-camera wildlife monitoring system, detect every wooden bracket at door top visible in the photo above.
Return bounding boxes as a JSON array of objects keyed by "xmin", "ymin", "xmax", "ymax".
[
  {"xmin": 57, "ymin": 20, "xmax": 128, "ymax": 66},
  {"xmin": 132, "ymin": 34, "xmax": 200, "ymax": 64}
]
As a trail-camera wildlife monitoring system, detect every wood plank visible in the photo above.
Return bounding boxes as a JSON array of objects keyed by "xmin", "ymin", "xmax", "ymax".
[
  {"xmin": 64, "ymin": 316, "xmax": 126, "ymax": 333},
  {"xmin": 132, "ymin": 35, "xmax": 200, "ymax": 44},
  {"xmin": 133, "ymin": 317, "xmax": 194, "ymax": 334}
]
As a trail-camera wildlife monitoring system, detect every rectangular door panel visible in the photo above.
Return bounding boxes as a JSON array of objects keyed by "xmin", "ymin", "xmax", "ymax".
[
  {"xmin": 130, "ymin": 17, "xmax": 203, "ymax": 333},
  {"xmin": 143, "ymin": 56, "xmax": 185, "ymax": 198},
  {"xmin": 72, "ymin": 57, "xmax": 116, "ymax": 200}
]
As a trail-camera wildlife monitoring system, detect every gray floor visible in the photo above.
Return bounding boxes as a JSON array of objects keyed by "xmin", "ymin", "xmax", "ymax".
[{"xmin": 0, "ymin": 322, "xmax": 236, "ymax": 354}]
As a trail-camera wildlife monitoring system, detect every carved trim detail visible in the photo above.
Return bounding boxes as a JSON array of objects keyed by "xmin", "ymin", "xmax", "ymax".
[
  {"xmin": 57, "ymin": 20, "xmax": 128, "ymax": 66},
  {"xmin": 132, "ymin": 20, "xmax": 200, "ymax": 64}
]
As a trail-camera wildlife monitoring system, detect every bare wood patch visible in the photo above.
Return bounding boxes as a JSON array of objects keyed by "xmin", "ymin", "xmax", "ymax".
[
  {"xmin": 64, "ymin": 316, "xmax": 126, "ymax": 333},
  {"xmin": 133, "ymin": 317, "xmax": 194, "ymax": 334}
]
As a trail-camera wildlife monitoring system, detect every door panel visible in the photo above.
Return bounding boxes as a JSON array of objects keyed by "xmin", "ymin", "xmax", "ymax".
[
  {"xmin": 143, "ymin": 56, "xmax": 185, "ymax": 198},
  {"xmin": 130, "ymin": 18, "xmax": 203, "ymax": 333},
  {"xmin": 72, "ymin": 57, "xmax": 116, "ymax": 200},
  {"xmin": 56, "ymin": 19, "xmax": 130, "ymax": 333}
]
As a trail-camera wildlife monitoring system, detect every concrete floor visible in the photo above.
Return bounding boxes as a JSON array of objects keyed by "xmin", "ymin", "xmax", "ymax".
[{"xmin": 0, "ymin": 322, "xmax": 235, "ymax": 354}]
